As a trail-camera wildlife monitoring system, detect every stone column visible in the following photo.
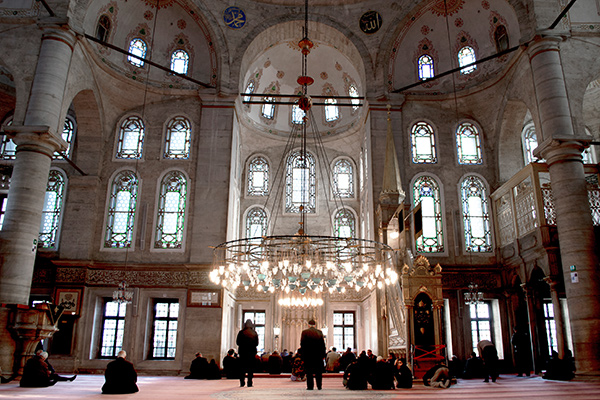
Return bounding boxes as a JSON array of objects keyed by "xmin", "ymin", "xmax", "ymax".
[
  {"xmin": 0, "ymin": 24, "xmax": 75, "ymax": 305},
  {"xmin": 528, "ymin": 36, "xmax": 600, "ymax": 376}
]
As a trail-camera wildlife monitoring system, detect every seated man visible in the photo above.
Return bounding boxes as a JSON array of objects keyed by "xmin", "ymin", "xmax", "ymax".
[
  {"xmin": 369, "ymin": 356, "xmax": 395, "ymax": 390},
  {"xmin": 343, "ymin": 357, "xmax": 368, "ymax": 390},
  {"xmin": 43, "ymin": 350, "xmax": 77, "ymax": 382},
  {"xmin": 185, "ymin": 352, "xmax": 209, "ymax": 379},
  {"xmin": 102, "ymin": 350, "xmax": 139, "ymax": 394},
  {"xmin": 20, "ymin": 351, "xmax": 56, "ymax": 387},
  {"xmin": 394, "ymin": 358, "xmax": 413, "ymax": 389},
  {"xmin": 222, "ymin": 349, "xmax": 240, "ymax": 379}
]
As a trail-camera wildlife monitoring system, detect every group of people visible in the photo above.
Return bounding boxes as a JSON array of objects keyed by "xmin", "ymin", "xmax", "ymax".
[{"xmin": 15, "ymin": 323, "xmax": 576, "ymax": 393}]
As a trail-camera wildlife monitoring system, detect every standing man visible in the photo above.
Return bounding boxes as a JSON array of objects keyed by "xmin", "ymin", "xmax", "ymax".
[
  {"xmin": 236, "ymin": 319, "xmax": 259, "ymax": 388},
  {"xmin": 101, "ymin": 350, "xmax": 139, "ymax": 394},
  {"xmin": 300, "ymin": 319, "xmax": 326, "ymax": 390}
]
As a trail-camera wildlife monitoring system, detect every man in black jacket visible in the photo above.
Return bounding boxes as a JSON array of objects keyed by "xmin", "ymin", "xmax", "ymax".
[
  {"xmin": 101, "ymin": 350, "xmax": 139, "ymax": 394},
  {"xmin": 236, "ymin": 319, "xmax": 259, "ymax": 388},
  {"xmin": 300, "ymin": 319, "xmax": 326, "ymax": 390}
]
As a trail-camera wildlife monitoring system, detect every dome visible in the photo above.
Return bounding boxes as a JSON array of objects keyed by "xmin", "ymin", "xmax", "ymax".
[{"xmin": 239, "ymin": 21, "xmax": 365, "ymax": 138}]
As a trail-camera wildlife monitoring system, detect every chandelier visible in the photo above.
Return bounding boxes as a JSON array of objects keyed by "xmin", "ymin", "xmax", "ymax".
[
  {"xmin": 209, "ymin": 0, "xmax": 398, "ymax": 294},
  {"xmin": 113, "ymin": 281, "xmax": 134, "ymax": 304},
  {"xmin": 278, "ymin": 296, "xmax": 324, "ymax": 308},
  {"xmin": 463, "ymin": 283, "xmax": 483, "ymax": 306}
]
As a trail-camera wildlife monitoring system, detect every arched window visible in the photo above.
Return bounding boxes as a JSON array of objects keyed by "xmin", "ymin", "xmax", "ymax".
[
  {"xmin": 285, "ymin": 150, "xmax": 316, "ymax": 213},
  {"xmin": 324, "ymin": 98, "xmax": 339, "ymax": 122},
  {"xmin": 243, "ymin": 80, "xmax": 255, "ymax": 104},
  {"xmin": 418, "ymin": 54, "xmax": 434, "ymax": 80},
  {"xmin": 456, "ymin": 122, "xmax": 483, "ymax": 165},
  {"xmin": 458, "ymin": 46, "xmax": 477, "ymax": 74},
  {"xmin": 348, "ymin": 84, "xmax": 360, "ymax": 112},
  {"xmin": 104, "ymin": 170, "xmax": 139, "ymax": 248},
  {"xmin": 494, "ymin": 25, "xmax": 509, "ymax": 53},
  {"xmin": 96, "ymin": 15, "xmax": 111, "ymax": 42},
  {"xmin": 54, "ymin": 116, "xmax": 76, "ymax": 160},
  {"xmin": 39, "ymin": 169, "xmax": 66, "ymax": 249},
  {"xmin": 128, "ymin": 38, "xmax": 147, "ymax": 67},
  {"xmin": 0, "ymin": 115, "xmax": 15, "ymax": 160},
  {"xmin": 583, "ymin": 146, "xmax": 597, "ymax": 164},
  {"xmin": 262, "ymin": 97, "xmax": 275, "ymax": 119},
  {"xmin": 413, "ymin": 176, "xmax": 444, "ymax": 253},
  {"xmin": 334, "ymin": 208, "xmax": 355, "ymax": 238},
  {"xmin": 332, "ymin": 159, "xmax": 354, "ymax": 198},
  {"xmin": 164, "ymin": 116, "xmax": 191, "ymax": 159},
  {"xmin": 410, "ymin": 122, "xmax": 437, "ymax": 164},
  {"xmin": 170, "ymin": 49, "xmax": 189, "ymax": 75},
  {"xmin": 116, "ymin": 116, "xmax": 145, "ymax": 159},
  {"xmin": 154, "ymin": 171, "xmax": 187, "ymax": 249},
  {"xmin": 292, "ymin": 103, "xmax": 305, "ymax": 125},
  {"xmin": 521, "ymin": 123, "xmax": 539, "ymax": 164},
  {"xmin": 461, "ymin": 175, "xmax": 492, "ymax": 252},
  {"xmin": 246, "ymin": 207, "xmax": 268, "ymax": 238},
  {"xmin": 247, "ymin": 156, "xmax": 269, "ymax": 196}
]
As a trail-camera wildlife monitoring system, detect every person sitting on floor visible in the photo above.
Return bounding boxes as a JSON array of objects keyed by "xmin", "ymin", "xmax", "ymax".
[
  {"xmin": 20, "ymin": 351, "xmax": 56, "ymax": 388},
  {"xmin": 369, "ymin": 356, "xmax": 395, "ymax": 390},
  {"xmin": 222, "ymin": 349, "xmax": 240, "ymax": 379},
  {"xmin": 394, "ymin": 358, "xmax": 413, "ymax": 389},
  {"xmin": 343, "ymin": 354, "xmax": 369, "ymax": 390},
  {"xmin": 41, "ymin": 350, "xmax": 77, "ymax": 382},
  {"xmin": 207, "ymin": 359, "xmax": 222, "ymax": 380},
  {"xmin": 268, "ymin": 350, "xmax": 283, "ymax": 374},
  {"xmin": 101, "ymin": 350, "xmax": 139, "ymax": 394},
  {"xmin": 185, "ymin": 352, "xmax": 209, "ymax": 379}
]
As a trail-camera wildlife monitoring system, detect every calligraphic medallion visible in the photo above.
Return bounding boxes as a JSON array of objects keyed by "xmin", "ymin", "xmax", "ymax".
[
  {"xmin": 223, "ymin": 6, "xmax": 246, "ymax": 29},
  {"xmin": 359, "ymin": 10, "xmax": 382, "ymax": 34}
]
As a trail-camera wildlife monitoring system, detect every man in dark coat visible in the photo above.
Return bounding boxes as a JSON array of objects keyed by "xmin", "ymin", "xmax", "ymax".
[
  {"xmin": 184, "ymin": 352, "xmax": 209, "ymax": 379},
  {"xmin": 268, "ymin": 350, "xmax": 283, "ymax": 374},
  {"xmin": 20, "ymin": 351, "xmax": 56, "ymax": 387},
  {"xmin": 300, "ymin": 319, "xmax": 326, "ymax": 390},
  {"xmin": 478, "ymin": 339, "xmax": 499, "ymax": 383},
  {"xmin": 101, "ymin": 350, "xmax": 139, "ymax": 394},
  {"xmin": 222, "ymin": 349, "xmax": 240, "ymax": 379},
  {"xmin": 236, "ymin": 319, "xmax": 259, "ymax": 388}
]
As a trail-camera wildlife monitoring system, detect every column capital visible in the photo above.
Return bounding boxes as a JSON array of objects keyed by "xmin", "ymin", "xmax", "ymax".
[
  {"xmin": 534, "ymin": 137, "xmax": 590, "ymax": 167},
  {"xmin": 38, "ymin": 19, "xmax": 77, "ymax": 50},
  {"xmin": 527, "ymin": 35, "xmax": 563, "ymax": 58},
  {"xmin": 4, "ymin": 125, "xmax": 67, "ymax": 158},
  {"xmin": 543, "ymin": 275, "xmax": 561, "ymax": 291}
]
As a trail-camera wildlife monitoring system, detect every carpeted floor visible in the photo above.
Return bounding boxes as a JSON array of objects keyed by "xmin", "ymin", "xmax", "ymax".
[{"xmin": 1, "ymin": 374, "xmax": 599, "ymax": 399}]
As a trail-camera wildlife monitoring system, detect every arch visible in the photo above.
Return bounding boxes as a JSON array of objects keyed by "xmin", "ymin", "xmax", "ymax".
[
  {"xmin": 69, "ymin": 90, "xmax": 104, "ymax": 175},
  {"xmin": 497, "ymin": 100, "xmax": 531, "ymax": 182}
]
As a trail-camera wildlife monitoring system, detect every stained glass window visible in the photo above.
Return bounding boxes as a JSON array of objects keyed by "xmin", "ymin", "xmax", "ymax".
[
  {"xmin": 348, "ymin": 84, "xmax": 360, "ymax": 112},
  {"xmin": 154, "ymin": 171, "xmax": 187, "ymax": 249},
  {"xmin": 0, "ymin": 116, "xmax": 15, "ymax": 160},
  {"xmin": 170, "ymin": 50, "xmax": 189, "ymax": 75},
  {"xmin": 285, "ymin": 150, "xmax": 316, "ymax": 213},
  {"xmin": 521, "ymin": 123, "xmax": 540, "ymax": 164},
  {"xmin": 494, "ymin": 25, "xmax": 509, "ymax": 53},
  {"xmin": 246, "ymin": 207, "xmax": 267, "ymax": 238},
  {"xmin": 413, "ymin": 176, "xmax": 444, "ymax": 253},
  {"xmin": 324, "ymin": 98, "xmax": 339, "ymax": 122},
  {"xmin": 0, "ymin": 194, "xmax": 7, "ymax": 230},
  {"xmin": 458, "ymin": 46, "xmax": 477, "ymax": 74},
  {"xmin": 99, "ymin": 300, "xmax": 126, "ymax": 358},
  {"xmin": 262, "ymin": 97, "xmax": 275, "ymax": 119},
  {"xmin": 104, "ymin": 170, "xmax": 138, "ymax": 249},
  {"xmin": 333, "ymin": 311, "xmax": 355, "ymax": 351},
  {"xmin": 292, "ymin": 103, "xmax": 305, "ymax": 125},
  {"xmin": 54, "ymin": 116, "xmax": 76, "ymax": 160},
  {"xmin": 333, "ymin": 159, "xmax": 354, "ymax": 198},
  {"xmin": 456, "ymin": 122, "xmax": 483, "ymax": 165},
  {"xmin": 151, "ymin": 300, "xmax": 179, "ymax": 359},
  {"xmin": 582, "ymin": 146, "xmax": 597, "ymax": 164},
  {"xmin": 418, "ymin": 54, "xmax": 434, "ymax": 80},
  {"xmin": 116, "ymin": 116, "xmax": 145, "ymax": 159},
  {"xmin": 470, "ymin": 302, "xmax": 492, "ymax": 354},
  {"xmin": 39, "ymin": 169, "xmax": 66, "ymax": 249},
  {"xmin": 461, "ymin": 175, "xmax": 492, "ymax": 252},
  {"xmin": 96, "ymin": 15, "xmax": 111, "ymax": 42},
  {"xmin": 164, "ymin": 117, "xmax": 191, "ymax": 159},
  {"xmin": 334, "ymin": 209, "xmax": 355, "ymax": 238},
  {"xmin": 410, "ymin": 122, "xmax": 437, "ymax": 164},
  {"xmin": 247, "ymin": 156, "xmax": 269, "ymax": 196},
  {"xmin": 127, "ymin": 38, "xmax": 147, "ymax": 67}
]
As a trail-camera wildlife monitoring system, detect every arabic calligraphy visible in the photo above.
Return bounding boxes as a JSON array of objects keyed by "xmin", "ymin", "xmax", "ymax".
[
  {"xmin": 223, "ymin": 6, "xmax": 246, "ymax": 30},
  {"xmin": 359, "ymin": 11, "xmax": 382, "ymax": 34}
]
